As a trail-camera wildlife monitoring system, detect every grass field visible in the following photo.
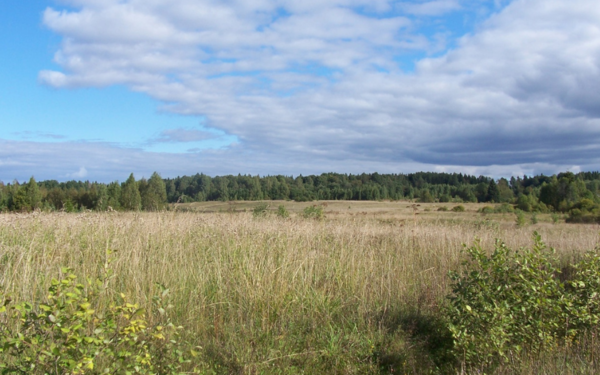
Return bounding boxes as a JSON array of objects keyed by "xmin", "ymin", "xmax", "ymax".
[{"xmin": 1, "ymin": 201, "xmax": 599, "ymax": 373}]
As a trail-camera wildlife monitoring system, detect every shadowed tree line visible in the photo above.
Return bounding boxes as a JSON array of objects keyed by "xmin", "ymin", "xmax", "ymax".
[{"xmin": 0, "ymin": 171, "xmax": 599, "ymax": 220}]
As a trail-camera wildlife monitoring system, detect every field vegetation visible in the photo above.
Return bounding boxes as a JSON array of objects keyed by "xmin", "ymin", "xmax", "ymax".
[{"xmin": 0, "ymin": 202, "xmax": 599, "ymax": 373}]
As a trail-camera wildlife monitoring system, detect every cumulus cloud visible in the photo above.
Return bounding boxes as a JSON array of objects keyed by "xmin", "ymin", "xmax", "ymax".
[
  {"xmin": 34, "ymin": 0, "xmax": 600, "ymax": 178},
  {"xmin": 66, "ymin": 167, "xmax": 88, "ymax": 179}
]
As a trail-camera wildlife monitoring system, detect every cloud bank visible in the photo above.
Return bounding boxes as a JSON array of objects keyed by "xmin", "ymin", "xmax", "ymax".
[{"xmin": 16, "ymin": 0, "xmax": 600, "ymax": 180}]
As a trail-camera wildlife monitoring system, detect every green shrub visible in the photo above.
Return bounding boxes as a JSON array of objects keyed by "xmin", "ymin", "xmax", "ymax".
[
  {"xmin": 494, "ymin": 203, "xmax": 515, "ymax": 213},
  {"xmin": 446, "ymin": 234, "xmax": 600, "ymax": 372},
  {"xmin": 302, "ymin": 205, "xmax": 324, "ymax": 219},
  {"xmin": 276, "ymin": 204, "xmax": 290, "ymax": 218},
  {"xmin": 515, "ymin": 209, "xmax": 527, "ymax": 227},
  {"xmin": 451, "ymin": 205, "xmax": 465, "ymax": 212},
  {"xmin": 0, "ymin": 253, "xmax": 199, "ymax": 374},
  {"xmin": 252, "ymin": 203, "xmax": 269, "ymax": 217},
  {"xmin": 478, "ymin": 206, "xmax": 494, "ymax": 214},
  {"xmin": 437, "ymin": 206, "xmax": 448, "ymax": 212},
  {"xmin": 531, "ymin": 213, "xmax": 538, "ymax": 224},
  {"xmin": 551, "ymin": 212, "xmax": 560, "ymax": 224}
]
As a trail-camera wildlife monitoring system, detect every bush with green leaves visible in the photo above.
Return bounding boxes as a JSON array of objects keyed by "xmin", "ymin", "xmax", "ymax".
[
  {"xmin": 276, "ymin": 204, "xmax": 289, "ymax": 218},
  {"xmin": 478, "ymin": 206, "xmax": 494, "ymax": 214},
  {"xmin": 302, "ymin": 205, "xmax": 324, "ymax": 219},
  {"xmin": 0, "ymin": 253, "xmax": 199, "ymax": 374},
  {"xmin": 446, "ymin": 233, "xmax": 600, "ymax": 372},
  {"xmin": 451, "ymin": 205, "xmax": 465, "ymax": 212},
  {"xmin": 252, "ymin": 203, "xmax": 269, "ymax": 217},
  {"xmin": 515, "ymin": 209, "xmax": 527, "ymax": 227}
]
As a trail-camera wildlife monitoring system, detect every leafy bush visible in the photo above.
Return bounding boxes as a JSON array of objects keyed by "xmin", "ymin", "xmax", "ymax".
[
  {"xmin": 515, "ymin": 209, "xmax": 527, "ymax": 227},
  {"xmin": 252, "ymin": 203, "xmax": 269, "ymax": 217},
  {"xmin": 302, "ymin": 205, "xmax": 324, "ymax": 219},
  {"xmin": 531, "ymin": 213, "xmax": 538, "ymax": 224},
  {"xmin": 276, "ymin": 204, "xmax": 290, "ymax": 218},
  {"xmin": 0, "ymin": 254, "xmax": 199, "ymax": 374},
  {"xmin": 494, "ymin": 203, "xmax": 515, "ymax": 213},
  {"xmin": 446, "ymin": 234, "xmax": 600, "ymax": 372},
  {"xmin": 437, "ymin": 206, "xmax": 448, "ymax": 212},
  {"xmin": 551, "ymin": 212, "xmax": 560, "ymax": 224},
  {"xmin": 451, "ymin": 205, "xmax": 465, "ymax": 212},
  {"xmin": 478, "ymin": 206, "xmax": 494, "ymax": 214}
]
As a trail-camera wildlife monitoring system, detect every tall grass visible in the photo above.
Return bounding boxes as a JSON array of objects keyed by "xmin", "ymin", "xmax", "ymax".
[{"xmin": 0, "ymin": 210, "xmax": 598, "ymax": 373}]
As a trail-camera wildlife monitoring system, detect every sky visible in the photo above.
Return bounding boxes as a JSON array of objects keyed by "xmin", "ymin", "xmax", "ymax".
[{"xmin": 1, "ymin": 0, "xmax": 599, "ymax": 183}]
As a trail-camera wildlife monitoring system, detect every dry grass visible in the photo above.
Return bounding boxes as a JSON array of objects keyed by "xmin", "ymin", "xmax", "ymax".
[{"xmin": 0, "ymin": 205, "xmax": 598, "ymax": 373}]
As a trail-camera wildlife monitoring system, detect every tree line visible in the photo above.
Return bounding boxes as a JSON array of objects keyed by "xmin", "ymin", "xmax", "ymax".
[{"xmin": 0, "ymin": 171, "xmax": 599, "ymax": 220}]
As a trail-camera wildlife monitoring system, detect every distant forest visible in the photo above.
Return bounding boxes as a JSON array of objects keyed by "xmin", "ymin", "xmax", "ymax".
[{"xmin": 1, "ymin": 171, "xmax": 599, "ymax": 222}]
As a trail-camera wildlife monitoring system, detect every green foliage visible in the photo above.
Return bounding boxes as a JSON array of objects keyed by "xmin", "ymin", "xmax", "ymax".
[
  {"xmin": 531, "ymin": 212, "xmax": 538, "ymax": 224},
  {"xmin": 439, "ymin": 194, "xmax": 451, "ymax": 203},
  {"xmin": 451, "ymin": 205, "xmax": 465, "ymax": 212},
  {"xmin": 565, "ymin": 251, "xmax": 600, "ymax": 331},
  {"xmin": 26, "ymin": 177, "xmax": 42, "ymax": 211},
  {"xmin": 120, "ymin": 173, "xmax": 141, "ymax": 211},
  {"xmin": 419, "ymin": 190, "xmax": 434, "ymax": 203},
  {"xmin": 106, "ymin": 182, "xmax": 122, "ymax": 211},
  {"xmin": 446, "ymin": 234, "xmax": 600, "ymax": 372},
  {"xmin": 437, "ymin": 206, "xmax": 448, "ymax": 212},
  {"xmin": 302, "ymin": 205, "xmax": 324, "ymax": 219},
  {"xmin": 494, "ymin": 203, "xmax": 515, "ymax": 213},
  {"xmin": 64, "ymin": 199, "xmax": 76, "ymax": 213},
  {"xmin": 4, "ymin": 170, "xmax": 600, "ymax": 213},
  {"xmin": 276, "ymin": 204, "xmax": 289, "ymax": 218},
  {"xmin": 551, "ymin": 212, "xmax": 560, "ymax": 224},
  {"xmin": 10, "ymin": 187, "xmax": 29, "ymax": 212},
  {"xmin": 486, "ymin": 180, "xmax": 500, "ymax": 203},
  {"xmin": 515, "ymin": 209, "xmax": 527, "ymax": 227},
  {"xmin": 478, "ymin": 206, "xmax": 494, "ymax": 214},
  {"xmin": 0, "ymin": 254, "xmax": 199, "ymax": 374},
  {"xmin": 141, "ymin": 172, "xmax": 168, "ymax": 211},
  {"xmin": 566, "ymin": 198, "xmax": 600, "ymax": 223},
  {"xmin": 252, "ymin": 203, "xmax": 269, "ymax": 217}
]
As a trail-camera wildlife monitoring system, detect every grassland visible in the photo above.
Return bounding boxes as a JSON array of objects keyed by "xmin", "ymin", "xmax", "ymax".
[{"xmin": 1, "ymin": 201, "xmax": 599, "ymax": 374}]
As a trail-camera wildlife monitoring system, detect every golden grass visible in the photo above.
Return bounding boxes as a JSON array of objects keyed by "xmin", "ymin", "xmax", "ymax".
[{"xmin": 0, "ymin": 206, "xmax": 598, "ymax": 373}]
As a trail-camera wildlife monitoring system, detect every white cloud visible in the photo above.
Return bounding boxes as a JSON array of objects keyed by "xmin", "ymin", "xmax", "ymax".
[
  {"xmin": 33, "ymin": 0, "xmax": 600, "ymax": 178},
  {"xmin": 397, "ymin": 0, "xmax": 461, "ymax": 16},
  {"xmin": 66, "ymin": 167, "xmax": 88, "ymax": 179}
]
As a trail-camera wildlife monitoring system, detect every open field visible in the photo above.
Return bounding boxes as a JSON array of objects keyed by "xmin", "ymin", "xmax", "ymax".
[{"xmin": 1, "ymin": 202, "xmax": 599, "ymax": 373}]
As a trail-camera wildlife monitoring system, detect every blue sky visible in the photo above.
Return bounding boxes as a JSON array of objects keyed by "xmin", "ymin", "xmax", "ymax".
[
  {"xmin": 1, "ymin": 0, "xmax": 599, "ymax": 182},
  {"xmin": 1, "ymin": 1, "xmax": 235, "ymax": 156}
]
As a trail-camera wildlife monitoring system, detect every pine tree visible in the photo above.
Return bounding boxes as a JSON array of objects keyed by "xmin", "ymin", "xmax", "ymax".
[{"xmin": 487, "ymin": 180, "xmax": 500, "ymax": 203}]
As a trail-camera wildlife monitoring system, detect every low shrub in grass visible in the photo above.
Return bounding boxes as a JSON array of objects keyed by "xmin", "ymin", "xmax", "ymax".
[
  {"xmin": 302, "ymin": 205, "xmax": 324, "ymax": 219},
  {"xmin": 478, "ymin": 206, "xmax": 494, "ymax": 214},
  {"xmin": 276, "ymin": 204, "xmax": 290, "ymax": 218},
  {"xmin": 494, "ymin": 203, "xmax": 515, "ymax": 213},
  {"xmin": 515, "ymin": 209, "xmax": 527, "ymax": 227},
  {"xmin": 437, "ymin": 206, "xmax": 448, "ymax": 212},
  {"xmin": 252, "ymin": 203, "xmax": 269, "ymax": 217},
  {"xmin": 446, "ymin": 233, "xmax": 600, "ymax": 372},
  {"xmin": 451, "ymin": 205, "xmax": 465, "ymax": 212},
  {"xmin": 0, "ymin": 253, "xmax": 199, "ymax": 374}
]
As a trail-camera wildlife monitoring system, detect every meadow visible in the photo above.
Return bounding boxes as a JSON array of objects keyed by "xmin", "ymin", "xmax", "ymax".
[{"xmin": 0, "ymin": 201, "xmax": 599, "ymax": 374}]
